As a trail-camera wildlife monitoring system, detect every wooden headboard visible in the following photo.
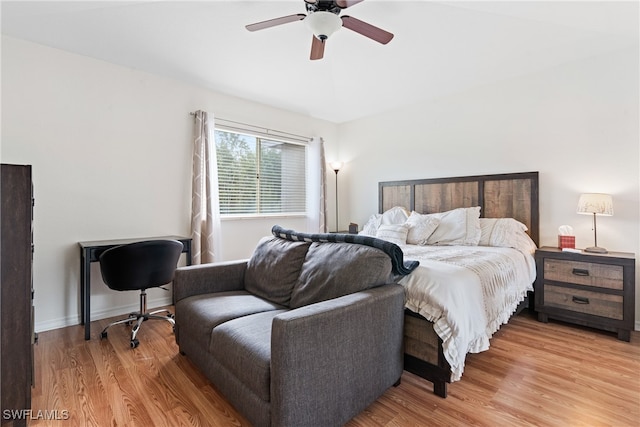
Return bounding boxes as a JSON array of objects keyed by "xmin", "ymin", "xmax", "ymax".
[{"xmin": 379, "ymin": 171, "xmax": 539, "ymax": 246}]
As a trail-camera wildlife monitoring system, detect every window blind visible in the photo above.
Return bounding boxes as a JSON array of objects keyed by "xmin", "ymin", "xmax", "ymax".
[{"xmin": 215, "ymin": 129, "xmax": 307, "ymax": 216}]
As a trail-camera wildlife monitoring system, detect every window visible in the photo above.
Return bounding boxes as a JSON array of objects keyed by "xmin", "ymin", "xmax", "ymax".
[{"xmin": 215, "ymin": 129, "xmax": 307, "ymax": 216}]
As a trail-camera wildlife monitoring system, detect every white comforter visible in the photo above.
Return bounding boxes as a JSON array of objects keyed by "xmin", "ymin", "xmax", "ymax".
[{"xmin": 398, "ymin": 245, "xmax": 536, "ymax": 382}]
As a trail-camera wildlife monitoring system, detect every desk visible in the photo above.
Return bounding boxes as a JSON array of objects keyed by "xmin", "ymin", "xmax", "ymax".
[{"xmin": 79, "ymin": 236, "xmax": 192, "ymax": 340}]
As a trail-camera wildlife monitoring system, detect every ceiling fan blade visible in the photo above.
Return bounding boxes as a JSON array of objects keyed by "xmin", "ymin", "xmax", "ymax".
[
  {"xmin": 245, "ymin": 14, "xmax": 306, "ymax": 32},
  {"xmin": 336, "ymin": 0, "xmax": 364, "ymax": 8},
  {"xmin": 341, "ymin": 15, "xmax": 393, "ymax": 44},
  {"xmin": 310, "ymin": 36, "xmax": 325, "ymax": 60}
]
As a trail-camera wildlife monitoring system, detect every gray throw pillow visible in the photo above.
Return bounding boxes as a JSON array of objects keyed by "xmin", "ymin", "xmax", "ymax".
[
  {"xmin": 289, "ymin": 242, "xmax": 392, "ymax": 308},
  {"xmin": 244, "ymin": 237, "xmax": 311, "ymax": 307}
]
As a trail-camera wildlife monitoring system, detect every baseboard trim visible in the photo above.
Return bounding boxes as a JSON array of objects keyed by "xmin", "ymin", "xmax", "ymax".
[
  {"xmin": 35, "ymin": 300, "xmax": 640, "ymax": 334},
  {"xmin": 34, "ymin": 296, "xmax": 173, "ymax": 333}
]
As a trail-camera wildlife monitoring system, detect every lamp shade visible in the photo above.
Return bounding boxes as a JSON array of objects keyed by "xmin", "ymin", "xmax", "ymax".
[
  {"xmin": 305, "ymin": 11, "xmax": 342, "ymax": 41},
  {"xmin": 330, "ymin": 161, "xmax": 343, "ymax": 172},
  {"xmin": 576, "ymin": 193, "xmax": 613, "ymax": 216}
]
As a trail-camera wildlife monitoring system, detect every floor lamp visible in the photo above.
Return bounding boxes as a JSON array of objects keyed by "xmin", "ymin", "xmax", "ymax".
[{"xmin": 330, "ymin": 161, "xmax": 343, "ymax": 232}]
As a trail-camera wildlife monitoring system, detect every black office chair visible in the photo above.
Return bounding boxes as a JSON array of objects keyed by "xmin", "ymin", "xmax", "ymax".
[{"xmin": 98, "ymin": 239, "xmax": 183, "ymax": 348}]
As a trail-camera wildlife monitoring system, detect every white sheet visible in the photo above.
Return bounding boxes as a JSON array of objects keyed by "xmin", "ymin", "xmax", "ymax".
[{"xmin": 398, "ymin": 245, "xmax": 536, "ymax": 382}]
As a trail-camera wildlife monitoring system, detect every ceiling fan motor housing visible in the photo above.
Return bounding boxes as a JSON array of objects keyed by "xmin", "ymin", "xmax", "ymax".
[
  {"xmin": 305, "ymin": 0, "xmax": 343, "ymax": 14},
  {"xmin": 305, "ymin": 11, "xmax": 342, "ymax": 41}
]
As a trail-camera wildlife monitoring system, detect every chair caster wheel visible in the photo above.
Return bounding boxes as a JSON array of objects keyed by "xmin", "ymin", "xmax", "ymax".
[
  {"xmin": 100, "ymin": 331, "xmax": 107, "ymax": 339},
  {"xmin": 169, "ymin": 313, "xmax": 175, "ymax": 319},
  {"xmin": 130, "ymin": 339, "xmax": 139, "ymax": 349}
]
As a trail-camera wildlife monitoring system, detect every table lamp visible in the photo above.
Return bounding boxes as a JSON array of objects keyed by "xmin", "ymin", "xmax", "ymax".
[{"xmin": 576, "ymin": 193, "xmax": 613, "ymax": 253}]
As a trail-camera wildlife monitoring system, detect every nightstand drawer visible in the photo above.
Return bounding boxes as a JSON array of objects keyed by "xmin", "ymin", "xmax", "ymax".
[
  {"xmin": 535, "ymin": 247, "xmax": 635, "ymax": 341},
  {"xmin": 544, "ymin": 259, "xmax": 623, "ymax": 290},
  {"xmin": 544, "ymin": 284, "xmax": 623, "ymax": 320}
]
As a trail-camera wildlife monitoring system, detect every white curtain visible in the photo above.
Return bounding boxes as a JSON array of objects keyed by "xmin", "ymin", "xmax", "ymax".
[
  {"xmin": 306, "ymin": 137, "xmax": 328, "ymax": 233},
  {"xmin": 191, "ymin": 110, "xmax": 222, "ymax": 264}
]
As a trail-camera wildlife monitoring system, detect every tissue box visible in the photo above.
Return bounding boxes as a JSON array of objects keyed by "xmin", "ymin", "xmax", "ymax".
[{"xmin": 558, "ymin": 235, "xmax": 575, "ymax": 249}]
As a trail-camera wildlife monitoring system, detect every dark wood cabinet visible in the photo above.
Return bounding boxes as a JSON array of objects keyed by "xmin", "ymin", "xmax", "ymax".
[
  {"xmin": 1, "ymin": 164, "xmax": 34, "ymax": 427},
  {"xmin": 535, "ymin": 246, "xmax": 635, "ymax": 341}
]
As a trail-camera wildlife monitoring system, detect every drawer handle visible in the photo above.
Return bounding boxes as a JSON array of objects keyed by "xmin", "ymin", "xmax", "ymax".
[
  {"xmin": 572, "ymin": 296, "xmax": 590, "ymax": 305},
  {"xmin": 572, "ymin": 268, "xmax": 590, "ymax": 277}
]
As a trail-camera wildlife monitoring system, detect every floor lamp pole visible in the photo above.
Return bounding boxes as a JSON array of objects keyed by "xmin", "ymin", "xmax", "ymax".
[
  {"xmin": 330, "ymin": 161, "xmax": 343, "ymax": 233},
  {"xmin": 334, "ymin": 168, "xmax": 339, "ymax": 233}
]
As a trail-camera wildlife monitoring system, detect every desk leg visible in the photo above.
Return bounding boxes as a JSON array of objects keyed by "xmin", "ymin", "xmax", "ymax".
[
  {"xmin": 185, "ymin": 242, "xmax": 192, "ymax": 266},
  {"xmin": 81, "ymin": 249, "xmax": 91, "ymax": 340},
  {"xmin": 80, "ymin": 248, "xmax": 85, "ymax": 325}
]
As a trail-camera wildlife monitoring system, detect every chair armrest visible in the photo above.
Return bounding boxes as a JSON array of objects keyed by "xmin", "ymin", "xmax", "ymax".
[
  {"xmin": 173, "ymin": 260, "xmax": 248, "ymax": 303},
  {"xmin": 270, "ymin": 284, "xmax": 405, "ymax": 427}
]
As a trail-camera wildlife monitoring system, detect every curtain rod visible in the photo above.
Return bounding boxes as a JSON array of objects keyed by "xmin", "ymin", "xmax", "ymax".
[{"xmin": 189, "ymin": 111, "xmax": 310, "ymax": 142}]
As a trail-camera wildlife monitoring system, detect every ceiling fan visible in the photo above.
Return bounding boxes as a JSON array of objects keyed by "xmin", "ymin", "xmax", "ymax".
[{"xmin": 245, "ymin": 0, "xmax": 394, "ymax": 60}]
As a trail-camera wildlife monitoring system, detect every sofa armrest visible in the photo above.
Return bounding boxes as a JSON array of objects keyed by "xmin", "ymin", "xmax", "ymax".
[
  {"xmin": 173, "ymin": 260, "xmax": 248, "ymax": 303},
  {"xmin": 270, "ymin": 284, "xmax": 405, "ymax": 427}
]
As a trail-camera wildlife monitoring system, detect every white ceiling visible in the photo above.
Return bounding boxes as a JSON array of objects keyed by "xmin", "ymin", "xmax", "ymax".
[{"xmin": 2, "ymin": 0, "xmax": 638, "ymax": 123}]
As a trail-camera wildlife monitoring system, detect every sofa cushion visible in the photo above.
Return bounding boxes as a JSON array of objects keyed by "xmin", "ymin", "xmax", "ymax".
[
  {"xmin": 175, "ymin": 290, "xmax": 284, "ymax": 345},
  {"xmin": 289, "ymin": 242, "xmax": 393, "ymax": 308},
  {"xmin": 244, "ymin": 237, "xmax": 311, "ymax": 307},
  {"xmin": 210, "ymin": 310, "xmax": 287, "ymax": 403}
]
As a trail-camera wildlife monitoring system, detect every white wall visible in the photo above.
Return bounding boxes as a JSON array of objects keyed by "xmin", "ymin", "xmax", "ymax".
[
  {"xmin": 3, "ymin": 35, "xmax": 639, "ymax": 332},
  {"xmin": 1, "ymin": 36, "xmax": 338, "ymax": 332},
  {"xmin": 338, "ymin": 47, "xmax": 640, "ymax": 328}
]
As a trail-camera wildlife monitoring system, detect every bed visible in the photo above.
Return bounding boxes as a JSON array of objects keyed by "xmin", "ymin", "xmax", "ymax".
[{"xmin": 374, "ymin": 171, "xmax": 540, "ymax": 397}]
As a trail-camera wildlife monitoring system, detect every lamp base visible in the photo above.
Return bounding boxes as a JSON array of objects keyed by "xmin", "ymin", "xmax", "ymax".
[{"xmin": 584, "ymin": 246, "xmax": 608, "ymax": 254}]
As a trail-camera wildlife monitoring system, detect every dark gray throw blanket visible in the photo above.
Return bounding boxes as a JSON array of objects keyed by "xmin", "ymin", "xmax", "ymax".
[{"xmin": 271, "ymin": 225, "xmax": 419, "ymax": 276}]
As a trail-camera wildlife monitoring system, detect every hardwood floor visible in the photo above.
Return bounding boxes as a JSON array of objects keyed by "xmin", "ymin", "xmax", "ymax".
[{"xmin": 29, "ymin": 309, "xmax": 639, "ymax": 426}]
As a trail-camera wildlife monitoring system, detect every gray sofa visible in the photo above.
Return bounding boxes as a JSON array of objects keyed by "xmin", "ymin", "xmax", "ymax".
[{"xmin": 173, "ymin": 235, "xmax": 405, "ymax": 427}]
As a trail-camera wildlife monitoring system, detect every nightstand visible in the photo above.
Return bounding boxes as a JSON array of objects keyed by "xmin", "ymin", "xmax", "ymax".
[{"xmin": 534, "ymin": 247, "xmax": 635, "ymax": 341}]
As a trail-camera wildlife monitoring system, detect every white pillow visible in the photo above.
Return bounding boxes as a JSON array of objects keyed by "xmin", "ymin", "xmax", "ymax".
[
  {"xmin": 360, "ymin": 213, "xmax": 382, "ymax": 236},
  {"xmin": 511, "ymin": 231, "xmax": 538, "ymax": 255},
  {"xmin": 359, "ymin": 206, "xmax": 409, "ymax": 237},
  {"xmin": 405, "ymin": 211, "xmax": 441, "ymax": 245},
  {"xmin": 381, "ymin": 206, "xmax": 409, "ymax": 225},
  {"xmin": 376, "ymin": 223, "xmax": 409, "ymax": 246},
  {"xmin": 478, "ymin": 218, "xmax": 498, "ymax": 246},
  {"xmin": 426, "ymin": 207, "xmax": 481, "ymax": 246},
  {"xmin": 479, "ymin": 218, "xmax": 537, "ymax": 254},
  {"xmin": 479, "ymin": 218, "xmax": 526, "ymax": 246}
]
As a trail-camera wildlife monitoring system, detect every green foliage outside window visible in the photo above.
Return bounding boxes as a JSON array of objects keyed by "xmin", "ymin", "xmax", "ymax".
[{"xmin": 215, "ymin": 130, "xmax": 306, "ymax": 216}]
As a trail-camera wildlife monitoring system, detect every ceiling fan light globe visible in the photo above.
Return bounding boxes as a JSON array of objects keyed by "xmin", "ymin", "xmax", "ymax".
[{"xmin": 305, "ymin": 11, "xmax": 342, "ymax": 40}]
